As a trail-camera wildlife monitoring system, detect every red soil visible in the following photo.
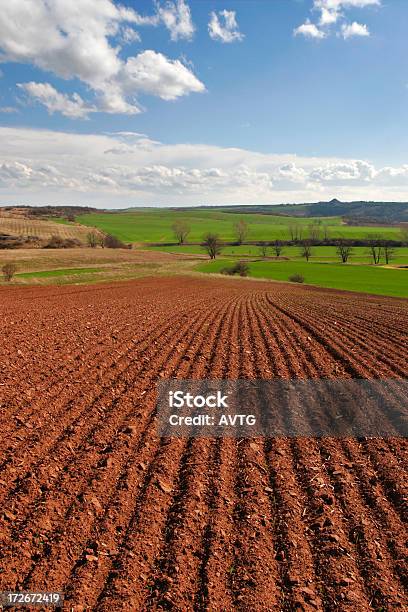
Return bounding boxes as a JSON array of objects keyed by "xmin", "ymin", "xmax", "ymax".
[{"xmin": 0, "ymin": 276, "xmax": 407, "ymax": 611}]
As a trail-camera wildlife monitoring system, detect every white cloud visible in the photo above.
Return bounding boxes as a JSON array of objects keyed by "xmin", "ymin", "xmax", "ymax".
[
  {"xmin": 120, "ymin": 26, "xmax": 141, "ymax": 44},
  {"xmin": 0, "ymin": 0, "xmax": 204, "ymax": 118},
  {"xmin": 319, "ymin": 8, "xmax": 341, "ymax": 25},
  {"xmin": 294, "ymin": 21, "xmax": 326, "ymax": 39},
  {"xmin": 341, "ymin": 21, "xmax": 370, "ymax": 38},
  {"xmin": 0, "ymin": 127, "xmax": 407, "ymax": 206},
  {"xmin": 315, "ymin": 0, "xmax": 379, "ymax": 7},
  {"xmin": 120, "ymin": 50, "xmax": 205, "ymax": 101},
  {"xmin": 157, "ymin": 0, "xmax": 195, "ymax": 41},
  {"xmin": 297, "ymin": 0, "xmax": 380, "ymax": 39},
  {"xmin": 18, "ymin": 82, "xmax": 97, "ymax": 119},
  {"xmin": 208, "ymin": 10, "xmax": 244, "ymax": 43},
  {"xmin": 310, "ymin": 160, "xmax": 376, "ymax": 183}
]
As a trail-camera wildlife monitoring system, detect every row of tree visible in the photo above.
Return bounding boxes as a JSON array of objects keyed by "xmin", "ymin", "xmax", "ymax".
[
  {"xmin": 86, "ymin": 231, "xmax": 130, "ymax": 249},
  {"xmin": 202, "ymin": 234, "xmax": 399, "ymax": 264},
  {"xmin": 172, "ymin": 219, "xmax": 408, "ymax": 247}
]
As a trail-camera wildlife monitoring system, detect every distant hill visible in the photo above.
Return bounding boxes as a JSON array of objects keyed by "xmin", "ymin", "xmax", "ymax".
[
  {"xmin": 193, "ymin": 200, "xmax": 408, "ymax": 224},
  {"xmin": 3, "ymin": 200, "xmax": 408, "ymax": 225}
]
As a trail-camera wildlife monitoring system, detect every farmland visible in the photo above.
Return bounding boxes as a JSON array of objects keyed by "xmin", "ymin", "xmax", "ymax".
[
  {"xmin": 0, "ymin": 248, "xmax": 200, "ymax": 285},
  {"xmin": 0, "ymin": 276, "xmax": 406, "ymax": 610},
  {"xmin": 197, "ymin": 259, "xmax": 408, "ymax": 298},
  {"xmin": 0, "ymin": 215, "xmax": 97, "ymax": 242},
  {"xmin": 77, "ymin": 209, "xmax": 403, "ymax": 243}
]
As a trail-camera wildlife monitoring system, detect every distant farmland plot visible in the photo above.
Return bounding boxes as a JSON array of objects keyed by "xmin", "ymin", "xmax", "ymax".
[
  {"xmin": 197, "ymin": 258, "xmax": 408, "ymax": 298},
  {"xmin": 77, "ymin": 209, "xmax": 402, "ymax": 243},
  {"xmin": 0, "ymin": 216, "xmax": 97, "ymax": 242}
]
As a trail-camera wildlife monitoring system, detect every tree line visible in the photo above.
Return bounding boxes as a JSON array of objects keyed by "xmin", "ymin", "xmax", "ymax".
[{"xmin": 172, "ymin": 219, "xmax": 408, "ymax": 263}]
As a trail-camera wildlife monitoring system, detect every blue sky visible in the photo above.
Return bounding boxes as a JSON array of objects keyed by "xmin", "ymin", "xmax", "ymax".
[{"xmin": 0, "ymin": 0, "xmax": 407, "ymax": 207}]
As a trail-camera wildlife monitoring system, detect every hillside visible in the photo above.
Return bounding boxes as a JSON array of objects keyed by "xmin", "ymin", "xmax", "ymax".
[{"xmin": 0, "ymin": 214, "xmax": 98, "ymax": 245}]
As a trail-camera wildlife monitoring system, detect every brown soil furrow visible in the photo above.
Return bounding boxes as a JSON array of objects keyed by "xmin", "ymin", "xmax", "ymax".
[
  {"xmin": 257, "ymin": 296, "xmax": 407, "ymax": 604},
  {"xmin": 289, "ymin": 438, "xmax": 373, "ymax": 610},
  {"xmin": 0, "ymin": 298, "xmax": 229, "ymax": 589},
  {"xmin": 254, "ymin": 296, "xmax": 383, "ymax": 607},
  {"xmin": 145, "ymin": 298, "xmax": 241, "ymax": 611},
  {"xmin": 2, "ymin": 286, "xmax": 223, "ymax": 478},
  {"xmin": 319, "ymin": 438, "xmax": 407, "ymax": 607},
  {"xmin": 284, "ymin": 306, "xmax": 407, "ymax": 377},
  {"xmin": 267, "ymin": 296, "xmax": 404, "ymax": 379},
  {"xmin": 248, "ymin": 294, "xmax": 325, "ymax": 609},
  {"xmin": 191, "ymin": 302, "xmax": 243, "ymax": 611},
  {"xmin": 0, "ymin": 289, "xmax": 190, "ymax": 439},
  {"xmin": 273, "ymin": 294, "xmax": 408, "ymax": 376},
  {"xmin": 93, "ymin": 294, "xmax": 236, "ymax": 611},
  {"xmin": 212, "ymin": 296, "xmax": 281, "ymax": 611},
  {"xmin": 0, "ymin": 300, "xmax": 206, "ymax": 509},
  {"xmin": 0, "ymin": 276, "xmax": 406, "ymax": 611},
  {"xmin": 0, "ymin": 285, "xmax": 214, "ymax": 453}
]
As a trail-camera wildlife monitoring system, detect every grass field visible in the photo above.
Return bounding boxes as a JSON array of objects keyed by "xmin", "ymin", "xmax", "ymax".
[
  {"xmin": 77, "ymin": 209, "xmax": 402, "ymax": 243},
  {"xmin": 149, "ymin": 244, "xmax": 408, "ymax": 265},
  {"xmin": 196, "ymin": 259, "xmax": 408, "ymax": 298}
]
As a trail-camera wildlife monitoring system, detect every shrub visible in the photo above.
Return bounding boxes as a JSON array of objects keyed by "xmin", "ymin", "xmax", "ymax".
[
  {"xmin": 221, "ymin": 260, "xmax": 249, "ymax": 277},
  {"xmin": 104, "ymin": 234, "xmax": 127, "ymax": 249},
  {"xmin": 289, "ymin": 273, "xmax": 304, "ymax": 283},
  {"xmin": 2, "ymin": 262, "xmax": 17, "ymax": 282},
  {"xmin": 44, "ymin": 235, "xmax": 82, "ymax": 249}
]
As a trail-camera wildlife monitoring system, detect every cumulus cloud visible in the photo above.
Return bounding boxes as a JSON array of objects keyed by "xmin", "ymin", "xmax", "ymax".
[
  {"xmin": 341, "ymin": 21, "xmax": 370, "ymax": 38},
  {"xmin": 157, "ymin": 0, "xmax": 195, "ymax": 41},
  {"xmin": 119, "ymin": 50, "xmax": 205, "ymax": 101},
  {"xmin": 18, "ymin": 82, "xmax": 97, "ymax": 119},
  {"xmin": 319, "ymin": 8, "xmax": 341, "ymax": 25},
  {"xmin": 295, "ymin": 0, "xmax": 379, "ymax": 39},
  {"xmin": 310, "ymin": 160, "xmax": 376, "ymax": 183},
  {"xmin": 208, "ymin": 10, "xmax": 244, "ymax": 43},
  {"xmin": 0, "ymin": 127, "xmax": 407, "ymax": 206},
  {"xmin": 0, "ymin": 0, "xmax": 203, "ymax": 118},
  {"xmin": 294, "ymin": 21, "xmax": 326, "ymax": 39}
]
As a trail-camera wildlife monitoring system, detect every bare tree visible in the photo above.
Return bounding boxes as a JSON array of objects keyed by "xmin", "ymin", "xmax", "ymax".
[
  {"xmin": 258, "ymin": 242, "xmax": 269, "ymax": 258},
  {"xmin": 202, "ymin": 233, "xmax": 223, "ymax": 259},
  {"xmin": 322, "ymin": 224, "xmax": 330, "ymax": 241},
  {"xmin": 300, "ymin": 240, "xmax": 313, "ymax": 262},
  {"xmin": 400, "ymin": 226, "xmax": 408, "ymax": 245},
  {"xmin": 271, "ymin": 240, "xmax": 284, "ymax": 258},
  {"xmin": 367, "ymin": 236, "xmax": 383, "ymax": 265},
  {"xmin": 336, "ymin": 239, "xmax": 353, "ymax": 263},
  {"xmin": 288, "ymin": 223, "xmax": 301, "ymax": 241},
  {"xmin": 381, "ymin": 240, "xmax": 395, "ymax": 265},
  {"xmin": 172, "ymin": 220, "xmax": 191, "ymax": 245},
  {"xmin": 308, "ymin": 223, "xmax": 320, "ymax": 241},
  {"xmin": 234, "ymin": 220, "xmax": 249, "ymax": 244},
  {"xmin": 2, "ymin": 263, "xmax": 17, "ymax": 282},
  {"xmin": 87, "ymin": 231, "xmax": 99, "ymax": 248}
]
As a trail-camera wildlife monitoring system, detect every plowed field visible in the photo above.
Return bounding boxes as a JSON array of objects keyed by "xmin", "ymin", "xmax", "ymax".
[{"xmin": 0, "ymin": 277, "xmax": 407, "ymax": 611}]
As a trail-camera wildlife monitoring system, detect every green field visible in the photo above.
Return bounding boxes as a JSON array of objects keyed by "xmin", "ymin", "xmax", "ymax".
[
  {"xmin": 17, "ymin": 267, "xmax": 100, "ymax": 279},
  {"xmin": 148, "ymin": 244, "xmax": 408, "ymax": 265},
  {"xmin": 77, "ymin": 209, "xmax": 402, "ymax": 243},
  {"xmin": 196, "ymin": 259, "xmax": 408, "ymax": 298}
]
